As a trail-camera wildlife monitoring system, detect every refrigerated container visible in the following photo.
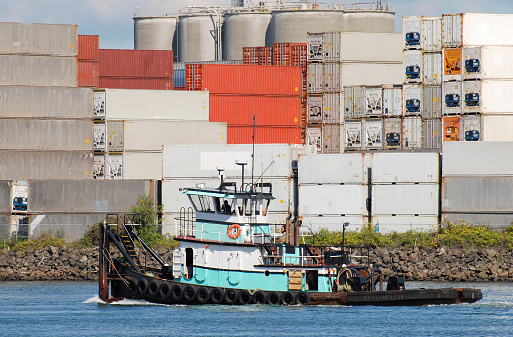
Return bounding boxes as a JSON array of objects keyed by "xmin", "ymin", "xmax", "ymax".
[
  {"xmin": 404, "ymin": 49, "xmax": 423, "ymax": 83},
  {"xmin": 461, "ymin": 114, "xmax": 481, "ymax": 141},
  {"xmin": 422, "ymin": 17, "xmax": 442, "ymax": 52},
  {"xmin": 94, "ymin": 123, "xmax": 106, "ymax": 151},
  {"xmin": 421, "ymin": 119, "xmax": 442, "ymax": 149},
  {"xmin": 403, "ymin": 83, "xmax": 422, "ymax": 116},
  {"xmin": 402, "ymin": 116, "xmax": 422, "ymax": 149},
  {"xmin": 307, "ymin": 63, "xmax": 324, "ymax": 94},
  {"xmin": 422, "ymin": 85, "xmax": 442, "ymax": 119},
  {"xmin": 298, "ymin": 153, "xmax": 364, "ymax": 185},
  {"xmin": 443, "ymin": 116, "xmax": 461, "ymax": 141},
  {"xmin": 344, "ymin": 121, "xmax": 363, "ymax": 151},
  {"xmin": 363, "ymin": 119, "xmax": 383, "ymax": 150},
  {"xmin": 442, "ymin": 48, "xmax": 462, "ymax": 82},
  {"xmin": 106, "ymin": 121, "xmax": 124, "ymax": 152},
  {"xmin": 300, "ymin": 216, "xmax": 365, "ymax": 232},
  {"xmin": 403, "ymin": 16, "xmax": 423, "ymax": 49},
  {"xmin": 463, "ymin": 46, "xmax": 513, "ymax": 81},
  {"xmin": 306, "ymin": 126, "xmax": 322, "ymax": 152},
  {"xmin": 442, "ymin": 81, "xmax": 462, "ymax": 115},
  {"xmin": 323, "ymin": 93, "xmax": 343, "ymax": 124},
  {"xmin": 364, "ymin": 86, "xmax": 383, "ymax": 117},
  {"xmin": 106, "ymin": 154, "xmax": 123, "ymax": 179},
  {"xmin": 322, "ymin": 124, "xmax": 342, "ymax": 154},
  {"xmin": 383, "ymin": 118, "xmax": 402, "ymax": 149},
  {"xmin": 327, "ymin": 62, "xmax": 402, "ymax": 88},
  {"xmin": 122, "ymin": 152, "xmax": 163, "ymax": 180},
  {"xmin": 371, "ymin": 216, "xmax": 438, "ymax": 233},
  {"xmin": 382, "ymin": 85, "xmax": 402, "ymax": 117},
  {"xmin": 462, "ymin": 79, "xmax": 513, "ymax": 114},
  {"xmin": 344, "ymin": 86, "xmax": 364, "ymax": 119},
  {"xmin": 93, "ymin": 154, "xmax": 105, "ymax": 179},
  {"xmin": 307, "ymin": 33, "xmax": 323, "ymax": 63},
  {"xmin": 369, "ymin": 152, "xmax": 439, "ymax": 184},
  {"xmin": 481, "ymin": 115, "xmax": 513, "ymax": 141},
  {"xmin": 372, "ymin": 184, "xmax": 439, "ymax": 215},
  {"xmin": 307, "ymin": 95, "xmax": 323, "ymax": 124},
  {"xmin": 299, "ymin": 184, "xmax": 366, "ymax": 216},
  {"xmin": 423, "ymin": 52, "xmax": 442, "ymax": 85}
]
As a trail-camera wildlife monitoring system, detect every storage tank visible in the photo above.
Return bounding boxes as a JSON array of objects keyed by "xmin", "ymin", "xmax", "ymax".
[
  {"xmin": 133, "ymin": 16, "xmax": 177, "ymax": 51},
  {"xmin": 177, "ymin": 12, "xmax": 222, "ymax": 62},
  {"xmin": 222, "ymin": 11, "xmax": 272, "ymax": 61}
]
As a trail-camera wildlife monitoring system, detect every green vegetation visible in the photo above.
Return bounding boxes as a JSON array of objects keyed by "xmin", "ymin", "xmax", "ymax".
[{"xmin": 0, "ymin": 232, "xmax": 65, "ymax": 252}]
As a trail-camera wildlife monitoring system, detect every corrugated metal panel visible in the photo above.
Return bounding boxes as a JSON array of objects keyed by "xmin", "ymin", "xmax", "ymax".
[
  {"xmin": 443, "ymin": 176, "xmax": 513, "ymax": 213},
  {"xmin": 0, "ymin": 23, "xmax": 77, "ymax": 56},
  {"xmin": 344, "ymin": 121, "xmax": 363, "ymax": 150},
  {"xmin": 162, "ymin": 144, "xmax": 313, "ymax": 179},
  {"xmin": 363, "ymin": 119, "xmax": 383, "ymax": 150},
  {"xmin": 99, "ymin": 49, "xmax": 173, "ymax": 77},
  {"xmin": 307, "ymin": 63, "xmax": 323, "ymax": 94},
  {"xmin": 422, "ymin": 85, "xmax": 442, "ymax": 119},
  {"xmin": 77, "ymin": 35, "xmax": 99, "ymax": 61},
  {"xmin": 461, "ymin": 115, "xmax": 481, "ymax": 142},
  {"xmin": 0, "ymin": 55, "xmax": 77, "ymax": 87},
  {"xmin": 403, "ymin": 49, "xmax": 423, "ymax": 83},
  {"xmin": 325, "ymin": 62, "xmax": 343, "ymax": 93},
  {"xmin": 186, "ymin": 64, "xmax": 302, "ymax": 96},
  {"xmin": 0, "ymin": 86, "xmax": 92, "ymax": 119},
  {"xmin": 322, "ymin": 93, "xmax": 343, "ymax": 124},
  {"xmin": 99, "ymin": 89, "xmax": 209, "ymax": 121},
  {"xmin": 382, "ymin": 85, "xmax": 402, "ymax": 117},
  {"xmin": 343, "ymin": 86, "xmax": 364, "ymax": 119},
  {"xmin": 173, "ymin": 69, "xmax": 185, "ymax": 87},
  {"xmin": 403, "ymin": 16, "xmax": 423, "ymax": 50},
  {"xmin": 324, "ymin": 32, "xmax": 402, "ymax": 63},
  {"xmin": 403, "ymin": 83, "xmax": 422, "ymax": 116},
  {"xmin": 123, "ymin": 152, "xmax": 162, "ymax": 180},
  {"xmin": 364, "ymin": 86, "xmax": 383, "ymax": 117},
  {"xmin": 372, "ymin": 184, "xmax": 439, "ymax": 215},
  {"xmin": 422, "ymin": 17, "xmax": 442, "ymax": 52},
  {"xmin": 99, "ymin": 77, "xmax": 173, "ymax": 90},
  {"xmin": 442, "ymin": 81, "xmax": 462, "ymax": 115},
  {"xmin": 0, "ymin": 119, "xmax": 92, "ymax": 150},
  {"xmin": 123, "ymin": 121, "xmax": 227, "ymax": 151},
  {"xmin": 463, "ymin": 80, "xmax": 513, "ymax": 114},
  {"xmin": 322, "ymin": 124, "xmax": 342, "ymax": 154},
  {"xmin": 422, "ymin": 119, "xmax": 442, "ymax": 149},
  {"xmin": 443, "ymin": 213, "xmax": 513, "ymax": 227},
  {"xmin": 227, "ymin": 126, "xmax": 301, "ymax": 144},
  {"xmin": 272, "ymin": 43, "xmax": 307, "ymax": 70},
  {"xmin": 301, "ymin": 215, "xmax": 365, "ymax": 232},
  {"xmin": 463, "ymin": 46, "xmax": 513, "ymax": 81},
  {"xmin": 422, "ymin": 52, "xmax": 442, "ymax": 85},
  {"xmin": 442, "ymin": 142, "xmax": 513, "ymax": 176},
  {"xmin": 306, "ymin": 126, "xmax": 322, "ymax": 152},
  {"xmin": 77, "ymin": 60, "xmax": 99, "ymax": 88},
  {"xmin": 372, "ymin": 216, "xmax": 438, "ymax": 233},
  {"xmin": 370, "ymin": 152, "xmax": 439, "ymax": 183},
  {"xmin": 441, "ymin": 14, "xmax": 462, "ymax": 48},
  {"xmin": 209, "ymin": 95, "xmax": 301, "ymax": 126},
  {"xmin": 242, "ymin": 47, "xmax": 260, "ymax": 65},
  {"xmin": 481, "ymin": 115, "xmax": 513, "ymax": 141},
  {"xmin": 328, "ymin": 62, "xmax": 403, "ymax": 88},
  {"xmin": 307, "ymin": 95, "xmax": 323, "ymax": 124},
  {"xmin": 298, "ymin": 153, "xmax": 364, "ymax": 185},
  {"xmin": 383, "ymin": 118, "xmax": 402, "ymax": 150},
  {"xmin": 299, "ymin": 184, "xmax": 366, "ymax": 216},
  {"xmin": 0, "ymin": 181, "xmax": 11, "ymax": 213},
  {"xmin": 0, "ymin": 151, "xmax": 93, "ymax": 180},
  {"xmin": 258, "ymin": 46, "xmax": 273, "ymax": 65},
  {"xmin": 28, "ymin": 180, "xmax": 153, "ymax": 213},
  {"xmin": 402, "ymin": 117, "xmax": 422, "ymax": 149}
]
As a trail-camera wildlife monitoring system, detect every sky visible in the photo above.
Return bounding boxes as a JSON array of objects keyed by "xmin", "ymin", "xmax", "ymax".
[{"xmin": 2, "ymin": 0, "xmax": 513, "ymax": 49}]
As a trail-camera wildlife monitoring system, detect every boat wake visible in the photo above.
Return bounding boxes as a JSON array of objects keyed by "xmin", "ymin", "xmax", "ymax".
[{"xmin": 83, "ymin": 295, "xmax": 184, "ymax": 306}]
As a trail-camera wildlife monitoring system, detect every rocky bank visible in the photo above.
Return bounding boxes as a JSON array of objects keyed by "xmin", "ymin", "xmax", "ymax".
[{"xmin": 0, "ymin": 245, "xmax": 512, "ymax": 282}]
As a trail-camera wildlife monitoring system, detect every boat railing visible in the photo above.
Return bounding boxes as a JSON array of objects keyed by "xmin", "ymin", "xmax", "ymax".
[
  {"xmin": 261, "ymin": 245, "xmax": 370, "ymax": 267},
  {"xmin": 175, "ymin": 207, "xmax": 196, "ymax": 237}
]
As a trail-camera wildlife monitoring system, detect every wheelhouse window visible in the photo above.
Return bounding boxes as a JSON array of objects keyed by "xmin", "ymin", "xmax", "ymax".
[
  {"xmin": 189, "ymin": 194, "xmax": 214, "ymax": 213},
  {"xmin": 215, "ymin": 197, "xmax": 234, "ymax": 215}
]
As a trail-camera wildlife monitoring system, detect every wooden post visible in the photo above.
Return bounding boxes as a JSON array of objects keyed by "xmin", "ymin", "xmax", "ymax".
[{"xmin": 98, "ymin": 222, "xmax": 109, "ymax": 302}]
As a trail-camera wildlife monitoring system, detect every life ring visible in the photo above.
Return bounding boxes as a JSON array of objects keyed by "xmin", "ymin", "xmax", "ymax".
[{"xmin": 227, "ymin": 224, "xmax": 241, "ymax": 239}]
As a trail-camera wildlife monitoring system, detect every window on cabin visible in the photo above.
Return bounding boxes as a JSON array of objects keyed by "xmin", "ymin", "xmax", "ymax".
[
  {"xmin": 216, "ymin": 197, "xmax": 234, "ymax": 215},
  {"xmin": 189, "ymin": 194, "xmax": 214, "ymax": 213}
]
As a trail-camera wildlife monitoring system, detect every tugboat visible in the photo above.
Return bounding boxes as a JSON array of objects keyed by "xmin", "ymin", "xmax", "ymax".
[{"xmin": 99, "ymin": 166, "xmax": 482, "ymax": 306}]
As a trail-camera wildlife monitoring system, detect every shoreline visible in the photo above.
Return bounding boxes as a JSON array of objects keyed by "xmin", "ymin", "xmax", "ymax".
[{"xmin": 1, "ymin": 246, "xmax": 512, "ymax": 282}]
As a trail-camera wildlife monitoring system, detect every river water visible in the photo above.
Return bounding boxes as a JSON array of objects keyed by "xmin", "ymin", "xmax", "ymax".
[{"xmin": 0, "ymin": 281, "xmax": 511, "ymax": 336}]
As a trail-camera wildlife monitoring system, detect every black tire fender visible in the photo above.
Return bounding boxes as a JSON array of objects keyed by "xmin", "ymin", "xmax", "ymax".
[
  {"xmin": 224, "ymin": 289, "xmax": 239, "ymax": 305},
  {"xmin": 159, "ymin": 283, "xmax": 172, "ymax": 300},
  {"xmin": 296, "ymin": 291, "xmax": 310, "ymax": 305},
  {"xmin": 137, "ymin": 278, "xmax": 149, "ymax": 295},
  {"xmin": 170, "ymin": 284, "xmax": 184, "ymax": 302},
  {"xmin": 238, "ymin": 289, "xmax": 251, "ymax": 305},
  {"xmin": 252, "ymin": 290, "xmax": 266, "ymax": 304},
  {"xmin": 210, "ymin": 288, "xmax": 224, "ymax": 304},
  {"xmin": 183, "ymin": 285, "xmax": 197, "ymax": 303},
  {"xmin": 148, "ymin": 280, "xmax": 160, "ymax": 298},
  {"xmin": 281, "ymin": 291, "xmax": 296, "ymax": 305},
  {"xmin": 196, "ymin": 287, "xmax": 210, "ymax": 304},
  {"xmin": 266, "ymin": 291, "xmax": 280, "ymax": 305}
]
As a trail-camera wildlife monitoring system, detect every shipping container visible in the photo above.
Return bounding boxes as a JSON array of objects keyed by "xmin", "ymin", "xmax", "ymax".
[
  {"xmin": 442, "ymin": 81, "xmax": 462, "ymax": 115},
  {"xmin": 323, "ymin": 93, "xmax": 343, "ymax": 124},
  {"xmin": 77, "ymin": 35, "xmax": 99, "ymax": 61},
  {"xmin": 363, "ymin": 119, "xmax": 383, "ymax": 150},
  {"xmin": 306, "ymin": 126, "xmax": 322, "ymax": 152},
  {"xmin": 461, "ymin": 114, "xmax": 481, "ymax": 141},
  {"xmin": 209, "ymin": 95, "xmax": 301, "ymax": 126},
  {"xmin": 364, "ymin": 86, "xmax": 383, "ymax": 117},
  {"xmin": 258, "ymin": 46, "xmax": 273, "ymax": 65},
  {"xmin": 28, "ymin": 180, "xmax": 154, "ymax": 213},
  {"xmin": 402, "ymin": 116, "xmax": 422, "ymax": 149},
  {"xmin": 242, "ymin": 47, "xmax": 260, "ymax": 65},
  {"xmin": 307, "ymin": 33, "xmax": 323, "ymax": 63},
  {"xmin": 94, "ymin": 89, "xmax": 209, "ymax": 121},
  {"xmin": 99, "ymin": 49, "xmax": 173, "ymax": 78},
  {"xmin": 300, "ymin": 216, "xmax": 365, "ymax": 232},
  {"xmin": 371, "ymin": 216, "xmax": 438, "ymax": 233},
  {"xmin": 422, "ymin": 17, "xmax": 442, "ymax": 52},
  {"xmin": 0, "ymin": 55, "xmax": 77, "ymax": 87},
  {"xmin": 173, "ymin": 68, "xmax": 185, "ymax": 88},
  {"xmin": 307, "ymin": 95, "xmax": 323, "ymax": 124},
  {"xmin": 403, "ymin": 49, "xmax": 423, "ymax": 83},
  {"xmin": 298, "ymin": 153, "xmax": 364, "ymax": 185},
  {"xmin": 106, "ymin": 121, "xmax": 124, "ymax": 152},
  {"xmin": 369, "ymin": 152, "xmax": 439, "ymax": 184},
  {"xmin": 106, "ymin": 154, "xmax": 123, "ymax": 179},
  {"xmin": 93, "ymin": 154, "xmax": 105, "ymax": 179},
  {"xmin": 403, "ymin": 16, "xmax": 423, "ymax": 49},
  {"xmin": 442, "ymin": 13, "xmax": 513, "ymax": 48},
  {"xmin": 322, "ymin": 124, "xmax": 342, "ymax": 154},
  {"xmin": 98, "ymin": 77, "xmax": 173, "ymax": 90},
  {"xmin": 442, "ymin": 176, "xmax": 513, "ymax": 213},
  {"xmin": 323, "ymin": 32, "xmax": 402, "ymax": 63},
  {"xmin": 423, "ymin": 52, "xmax": 442, "ymax": 85},
  {"xmin": 344, "ymin": 86, "xmax": 364, "ymax": 119},
  {"xmin": 186, "ymin": 64, "xmax": 302, "ymax": 96},
  {"xmin": 442, "ymin": 116, "xmax": 461, "ymax": 141},
  {"xmin": 422, "ymin": 119, "xmax": 442, "ymax": 149},
  {"xmin": 0, "ymin": 151, "xmax": 92, "ymax": 180},
  {"xmin": 307, "ymin": 63, "xmax": 324, "ymax": 94},
  {"xmin": 442, "ymin": 48, "xmax": 462, "ymax": 82},
  {"xmin": 325, "ymin": 62, "xmax": 403, "ymax": 89},
  {"xmin": 383, "ymin": 85, "xmax": 402, "ymax": 117},
  {"xmin": 443, "ymin": 213, "xmax": 513, "ymax": 227},
  {"xmin": 383, "ymin": 118, "xmax": 402, "ymax": 149},
  {"xmin": 94, "ymin": 123, "xmax": 106, "ymax": 151},
  {"xmin": 0, "ymin": 181, "xmax": 10, "ymax": 213},
  {"xmin": 227, "ymin": 126, "xmax": 301, "ymax": 144},
  {"xmin": 463, "ymin": 46, "xmax": 513, "ymax": 81},
  {"xmin": 299, "ymin": 184, "xmax": 366, "ymax": 216},
  {"xmin": 344, "ymin": 121, "xmax": 363, "ymax": 151},
  {"xmin": 422, "ymin": 85, "xmax": 442, "ymax": 119},
  {"xmin": 77, "ymin": 60, "xmax": 99, "ymax": 88},
  {"xmin": 0, "ymin": 86, "xmax": 92, "ymax": 119},
  {"xmin": 481, "ymin": 115, "xmax": 513, "ymax": 141},
  {"xmin": 272, "ymin": 43, "xmax": 307, "ymax": 69},
  {"xmin": 0, "ymin": 22, "xmax": 77, "ymax": 56},
  {"xmin": 442, "ymin": 141, "xmax": 513, "ymax": 176},
  {"xmin": 372, "ymin": 184, "xmax": 439, "ymax": 215},
  {"xmin": 123, "ymin": 152, "xmax": 163, "ymax": 180},
  {"xmin": 123, "ymin": 120, "xmax": 227, "ymax": 151},
  {"xmin": 0, "ymin": 119, "xmax": 92, "ymax": 151},
  {"xmin": 403, "ymin": 83, "xmax": 422, "ymax": 116},
  {"xmin": 462, "ymin": 80, "xmax": 513, "ymax": 114}
]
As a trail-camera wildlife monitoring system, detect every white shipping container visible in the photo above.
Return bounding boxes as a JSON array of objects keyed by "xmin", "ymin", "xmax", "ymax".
[
  {"xmin": 462, "ymin": 80, "xmax": 513, "ymax": 114},
  {"xmin": 307, "ymin": 33, "xmax": 323, "ymax": 63},
  {"xmin": 344, "ymin": 86, "xmax": 364, "ymax": 119},
  {"xmin": 442, "ymin": 81, "xmax": 462, "ymax": 115},
  {"xmin": 0, "ymin": 55, "xmax": 77, "ymax": 87},
  {"xmin": 301, "ymin": 216, "xmax": 365, "ymax": 232},
  {"xmin": 363, "ymin": 119, "xmax": 383, "ymax": 150},
  {"xmin": 107, "ymin": 154, "xmax": 123, "ymax": 180},
  {"xmin": 298, "ymin": 153, "xmax": 364, "ymax": 185},
  {"xmin": 402, "ymin": 117, "xmax": 422, "ymax": 149},
  {"xmin": 403, "ymin": 16, "xmax": 423, "ymax": 49},
  {"xmin": 442, "ymin": 141, "xmax": 513, "ymax": 176},
  {"xmin": 122, "ymin": 120, "xmax": 227, "ymax": 151},
  {"xmin": 107, "ymin": 121, "xmax": 124, "ymax": 152},
  {"xmin": 0, "ymin": 86, "xmax": 92, "ymax": 119},
  {"xmin": 463, "ymin": 46, "xmax": 513, "ymax": 81},
  {"xmin": 323, "ymin": 93, "xmax": 343, "ymax": 124},
  {"xmin": 369, "ymin": 152, "xmax": 439, "ymax": 184},
  {"xmin": 331, "ymin": 62, "xmax": 403, "ymax": 87},
  {"xmin": 306, "ymin": 126, "xmax": 322, "ymax": 152},
  {"xmin": 422, "ymin": 17, "xmax": 442, "ymax": 52},
  {"xmin": 307, "ymin": 63, "xmax": 324, "ymax": 94},
  {"xmin": 481, "ymin": 115, "xmax": 513, "ymax": 142},
  {"xmin": 299, "ymin": 184, "xmax": 366, "ymax": 216},
  {"xmin": 94, "ymin": 123, "xmax": 106, "ymax": 151},
  {"xmin": 123, "ymin": 152, "xmax": 163, "ymax": 180},
  {"xmin": 322, "ymin": 124, "xmax": 342, "ymax": 154},
  {"xmin": 372, "ymin": 184, "xmax": 439, "ymax": 215},
  {"xmin": 383, "ymin": 118, "xmax": 402, "ymax": 149},
  {"xmin": 364, "ymin": 86, "xmax": 383, "ymax": 117},
  {"xmin": 422, "ymin": 119, "xmax": 442, "ymax": 149},
  {"xmin": 0, "ymin": 23, "xmax": 77, "ymax": 56},
  {"xmin": 344, "ymin": 121, "xmax": 363, "ymax": 151},
  {"xmin": 422, "ymin": 52, "xmax": 442, "ymax": 85},
  {"xmin": 442, "ymin": 13, "xmax": 513, "ymax": 48},
  {"xmin": 403, "ymin": 83, "xmax": 422, "ymax": 116},
  {"xmin": 403, "ymin": 49, "xmax": 423, "ymax": 83},
  {"xmin": 94, "ymin": 91, "xmax": 105, "ymax": 118},
  {"xmin": 93, "ymin": 154, "xmax": 105, "ymax": 180},
  {"xmin": 422, "ymin": 85, "xmax": 442, "ymax": 119},
  {"xmin": 461, "ymin": 114, "xmax": 481, "ymax": 142},
  {"xmin": 306, "ymin": 95, "xmax": 323, "ymax": 124},
  {"xmin": 382, "ymin": 85, "xmax": 402, "ymax": 117},
  {"xmin": 371, "ymin": 216, "xmax": 438, "ymax": 233},
  {"xmin": 97, "ymin": 89, "xmax": 209, "ymax": 121}
]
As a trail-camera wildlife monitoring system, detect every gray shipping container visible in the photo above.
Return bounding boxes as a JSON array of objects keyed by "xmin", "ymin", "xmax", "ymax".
[
  {"xmin": 369, "ymin": 152, "xmax": 439, "ymax": 184},
  {"xmin": 322, "ymin": 124, "xmax": 342, "ymax": 154},
  {"xmin": 0, "ymin": 119, "xmax": 92, "ymax": 151},
  {"xmin": 0, "ymin": 23, "xmax": 77, "ymax": 56},
  {"xmin": 421, "ymin": 119, "xmax": 442, "ymax": 149},
  {"xmin": 298, "ymin": 153, "xmax": 365, "ymax": 185},
  {"xmin": 107, "ymin": 121, "xmax": 124, "ymax": 152},
  {"xmin": 0, "ymin": 55, "xmax": 77, "ymax": 87},
  {"xmin": 372, "ymin": 184, "xmax": 439, "ymax": 215},
  {"xmin": 0, "ymin": 86, "xmax": 92, "ymax": 119},
  {"xmin": 307, "ymin": 63, "xmax": 323, "ymax": 94},
  {"xmin": 0, "ymin": 181, "xmax": 11, "ymax": 213},
  {"xmin": 422, "ymin": 85, "xmax": 442, "ymax": 119},
  {"xmin": 443, "ymin": 213, "xmax": 513, "ymax": 227},
  {"xmin": 28, "ymin": 180, "xmax": 156, "ymax": 213},
  {"xmin": 402, "ymin": 116, "xmax": 422, "ymax": 149},
  {"xmin": 344, "ymin": 86, "xmax": 364, "ymax": 119},
  {"xmin": 323, "ymin": 93, "xmax": 343, "ymax": 124},
  {"xmin": 422, "ymin": 17, "xmax": 442, "ymax": 52},
  {"xmin": 442, "ymin": 142, "xmax": 513, "ymax": 176},
  {"xmin": 382, "ymin": 85, "xmax": 402, "ymax": 117},
  {"xmin": 422, "ymin": 52, "xmax": 442, "ymax": 85},
  {"xmin": 0, "ymin": 151, "xmax": 93, "ymax": 180}
]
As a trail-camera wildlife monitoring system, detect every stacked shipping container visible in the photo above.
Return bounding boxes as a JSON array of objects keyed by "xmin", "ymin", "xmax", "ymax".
[{"xmin": 77, "ymin": 35, "xmax": 99, "ymax": 88}]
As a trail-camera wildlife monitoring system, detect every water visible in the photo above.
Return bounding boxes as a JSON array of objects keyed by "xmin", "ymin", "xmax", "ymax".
[{"xmin": 0, "ymin": 281, "xmax": 512, "ymax": 337}]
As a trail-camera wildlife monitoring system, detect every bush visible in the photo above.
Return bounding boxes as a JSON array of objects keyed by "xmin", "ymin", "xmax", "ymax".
[{"xmin": 10, "ymin": 232, "xmax": 65, "ymax": 253}]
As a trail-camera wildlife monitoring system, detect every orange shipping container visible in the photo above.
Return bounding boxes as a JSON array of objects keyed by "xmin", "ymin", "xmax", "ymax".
[
  {"xmin": 186, "ymin": 64, "xmax": 302, "ymax": 96},
  {"xmin": 273, "ymin": 43, "xmax": 307, "ymax": 71},
  {"xmin": 242, "ymin": 47, "xmax": 260, "ymax": 65},
  {"xmin": 227, "ymin": 126, "xmax": 301, "ymax": 144},
  {"xmin": 99, "ymin": 77, "xmax": 173, "ymax": 90},
  {"xmin": 443, "ymin": 116, "xmax": 461, "ymax": 141},
  {"xmin": 77, "ymin": 60, "xmax": 99, "ymax": 88},
  {"xmin": 210, "ymin": 95, "xmax": 301, "ymax": 126},
  {"xmin": 259, "ymin": 47, "xmax": 273, "ymax": 65},
  {"xmin": 99, "ymin": 49, "xmax": 173, "ymax": 78},
  {"xmin": 444, "ymin": 48, "xmax": 461, "ymax": 75},
  {"xmin": 78, "ymin": 35, "xmax": 99, "ymax": 61}
]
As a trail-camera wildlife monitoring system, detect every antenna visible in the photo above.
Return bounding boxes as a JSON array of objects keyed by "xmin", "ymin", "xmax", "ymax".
[{"xmin": 236, "ymin": 160, "xmax": 248, "ymax": 192}]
